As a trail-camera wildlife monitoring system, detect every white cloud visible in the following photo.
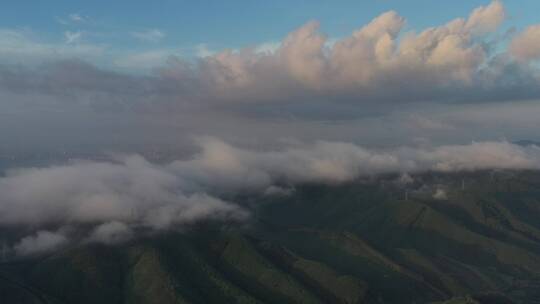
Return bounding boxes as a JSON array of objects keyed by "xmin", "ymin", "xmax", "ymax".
[
  {"xmin": 170, "ymin": 138, "xmax": 540, "ymax": 190},
  {"xmin": 64, "ymin": 31, "xmax": 82, "ymax": 44},
  {"xmin": 14, "ymin": 231, "xmax": 68, "ymax": 256},
  {"xmin": 281, "ymin": 20, "xmax": 327, "ymax": 87},
  {"xmin": 465, "ymin": 0, "xmax": 506, "ymax": 35},
  {"xmin": 0, "ymin": 137, "xmax": 539, "ymax": 252},
  {"xmin": 175, "ymin": 1, "xmax": 513, "ymax": 103},
  {"xmin": 0, "ymin": 139, "xmax": 538, "ymax": 226},
  {"xmin": 0, "ymin": 154, "xmax": 248, "ymax": 228},
  {"xmin": 4, "ymin": 1, "xmax": 540, "ymax": 105},
  {"xmin": 87, "ymin": 221, "xmax": 133, "ymax": 245},
  {"xmin": 510, "ymin": 24, "xmax": 540, "ymax": 62},
  {"xmin": 255, "ymin": 41, "xmax": 281, "ymax": 54}
]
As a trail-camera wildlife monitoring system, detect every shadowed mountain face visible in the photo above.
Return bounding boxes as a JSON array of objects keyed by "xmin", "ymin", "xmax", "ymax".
[{"xmin": 3, "ymin": 171, "xmax": 540, "ymax": 303}]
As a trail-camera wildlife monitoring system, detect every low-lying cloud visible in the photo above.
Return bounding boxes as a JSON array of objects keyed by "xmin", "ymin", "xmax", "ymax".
[
  {"xmin": 2, "ymin": 138, "xmax": 540, "ymax": 256},
  {"xmin": 0, "ymin": 154, "xmax": 248, "ymax": 228},
  {"xmin": 13, "ymin": 230, "xmax": 68, "ymax": 256}
]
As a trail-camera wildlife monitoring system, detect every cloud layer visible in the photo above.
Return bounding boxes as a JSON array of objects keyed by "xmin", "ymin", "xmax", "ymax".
[
  {"xmin": 1, "ymin": 1, "xmax": 540, "ymax": 109},
  {"xmin": 2, "ymin": 138, "xmax": 540, "ymax": 256}
]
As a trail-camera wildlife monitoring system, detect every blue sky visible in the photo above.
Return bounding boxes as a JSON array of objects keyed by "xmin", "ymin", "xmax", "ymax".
[{"xmin": 2, "ymin": 0, "xmax": 538, "ymax": 58}]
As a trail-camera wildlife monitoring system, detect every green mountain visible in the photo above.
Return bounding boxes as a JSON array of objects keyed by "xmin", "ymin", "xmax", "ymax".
[{"xmin": 3, "ymin": 171, "xmax": 540, "ymax": 303}]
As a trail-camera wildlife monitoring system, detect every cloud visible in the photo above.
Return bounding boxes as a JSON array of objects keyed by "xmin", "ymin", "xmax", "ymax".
[
  {"xmin": 143, "ymin": 193, "xmax": 247, "ymax": 229},
  {"xmin": 408, "ymin": 114, "xmax": 456, "ymax": 131},
  {"xmin": 169, "ymin": 2, "xmax": 511, "ymax": 104},
  {"xmin": 0, "ymin": 154, "xmax": 248, "ymax": 228},
  {"xmin": 263, "ymin": 186, "xmax": 294, "ymax": 196},
  {"xmin": 2, "ymin": 1, "xmax": 540, "ymax": 110},
  {"xmin": 109, "ymin": 0, "xmax": 532, "ymax": 106},
  {"xmin": 57, "ymin": 13, "xmax": 87, "ymax": 25},
  {"xmin": 433, "ymin": 188, "xmax": 448, "ymax": 200},
  {"xmin": 69, "ymin": 13, "xmax": 86, "ymax": 23},
  {"xmin": 255, "ymin": 41, "xmax": 281, "ymax": 54},
  {"xmin": 114, "ymin": 49, "xmax": 179, "ymax": 70},
  {"xmin": 3, "ymin": 1, "xmax": 540, "ymax": 258},
  {"xmin": 1, "ymin": 137, "xmax": 540, "ymax": 254},
  {"xmin": 0, "ymin": 29, "xmax": 104, "ymax": 64},
  {"xmin": 131, "ymin": 29, "xmax": 166, "ymax": 42},
  {"xmin": 87, "ymin": 221, "xmax": 133, "ymax": 245},
  {"xmin": 0, "ymin": 60, "xmax": 158, "ymax": 109},
  {"xmin": 196, "ymin": 44, "xmax": 216, "ymax": 58},
  {"xmin": 177, "ymin": 139, "xmax": 540, "ymax": 187},
  {"xmin": 397, "ymin": 173, "xmax": 414, "ymax": 185},
  {"xmin": 14, "ymin": 231, "xmax": 68, "ymax": 256},
  {"xmin": 64, "ymin": 31, "xmax": 82, "ymax": 44},
  {"xmin": 465, "ymin": 0, "xmax": 506, "ymax": 35},
  {"xmin": 510, "ymin": 24, "xmax": 540, "ymax": 62}
]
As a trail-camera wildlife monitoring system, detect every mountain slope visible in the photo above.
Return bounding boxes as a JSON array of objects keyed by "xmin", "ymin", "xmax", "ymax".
[{"xmin": 3, "ymin": 171, "xmax": 540, "ymax": 303}]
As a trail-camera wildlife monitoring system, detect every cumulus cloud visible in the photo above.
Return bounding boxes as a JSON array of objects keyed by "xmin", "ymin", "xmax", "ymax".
[
  {"xmin": 2, "ymin": 1, "xmax": 540, "ymax": 112},
  {"xmin": 510, "ymin": 24, "xmax": 540, "ymax": 62},
  {"xmin": 14, "ymin": 231, "xmax": 68, "ymax": 256},
  {"xmin": 465, "ymin": 0, "xmax": 505, "ymax": 35},
  {"xmin": 156, "ymin": 0, "xmax": 516, "ymax": 104}
]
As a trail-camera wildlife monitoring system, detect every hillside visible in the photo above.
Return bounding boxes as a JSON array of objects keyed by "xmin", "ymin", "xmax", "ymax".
[{"xmin": 2, "ymin": 171, "xmax": 540, "ymax": 303}]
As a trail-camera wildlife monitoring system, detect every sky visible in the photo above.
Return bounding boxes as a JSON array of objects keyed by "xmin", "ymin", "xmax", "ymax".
[
  {"xmin": 0, "ymin": 0, "xmax": 539, "ymax": 151},
  {"xmin": 1, "ymin": 0, "xmax": 539, "ymax": 68},
  {"xmin": 3, "ymin": 1, "xmax": 540, "ymax": 253}
]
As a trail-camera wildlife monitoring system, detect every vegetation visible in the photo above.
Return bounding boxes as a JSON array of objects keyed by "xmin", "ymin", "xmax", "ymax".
[{"xmin": 3, "ymin": 171, "xmax": 540, "ymax": 303}]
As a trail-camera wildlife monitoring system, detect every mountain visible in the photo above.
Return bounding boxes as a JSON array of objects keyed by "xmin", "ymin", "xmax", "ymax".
[
  {"xmin": 513, "ymin": 140, "xmax": 540, "ymax": 147},
  {"xmin": 3, "ymin": 170, "xmax": 540, "ymax": 303}
]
